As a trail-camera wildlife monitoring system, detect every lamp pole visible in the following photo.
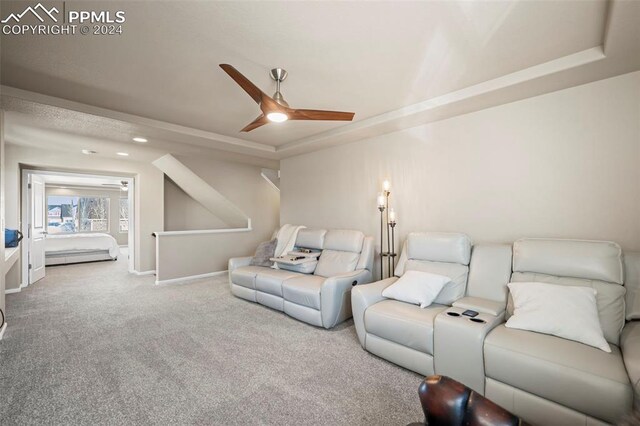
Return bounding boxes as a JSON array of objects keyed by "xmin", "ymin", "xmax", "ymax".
[
  {"xmin": 377, "ymin": 192, "xmax": 386, "ymax": 280},
  {"xmin": 385, "ymin": 191, "xmax": 391, "ymax": 276},
  {"xmin": 389, "ymin": 220, "xmax": 396, "ymax": 276}
]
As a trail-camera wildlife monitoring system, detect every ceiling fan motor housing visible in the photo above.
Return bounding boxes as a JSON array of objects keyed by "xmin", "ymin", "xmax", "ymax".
[
  {"xmin": 270, "ymin": 68, "xmax": 289, "ymax": 106},
  {"xmin": 270, "ymin": 68, "xmax": 288, "ymax": 82}
]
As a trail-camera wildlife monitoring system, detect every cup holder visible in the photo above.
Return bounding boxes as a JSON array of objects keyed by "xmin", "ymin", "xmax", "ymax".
[
  {"xmin": 446, "ymin": 312, "xmax": 461, "ymax": 317},
  {"xmin": 469, "ymin": 318, "xmax": 486, "ymax": 324}
]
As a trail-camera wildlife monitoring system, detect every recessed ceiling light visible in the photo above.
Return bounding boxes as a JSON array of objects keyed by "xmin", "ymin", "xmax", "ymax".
[
  {"xmin": 132, "ymin": 137, "xmax": 148, "ymax": 143},
  {"xmin": 82, "ymin": 149, "xmax": 97, "ymax": 155},
  {"xmin": 117, "ymin": 152, "xmax": 129, "ymax": 156}
]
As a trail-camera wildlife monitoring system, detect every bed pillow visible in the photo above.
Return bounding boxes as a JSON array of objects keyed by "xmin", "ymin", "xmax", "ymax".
[
  {"xmin": 506, "ymin": 282, "xmax": 611, "ymax": 352},
  {"xmin": 382, "ymin": 270, "xmax": 450, "ymax": 308},
  {"xmin": 250, "ymin": 239, "xmax": 277, "ymax": 267}
]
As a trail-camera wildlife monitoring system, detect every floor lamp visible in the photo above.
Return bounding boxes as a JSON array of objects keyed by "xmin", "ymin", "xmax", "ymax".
[{"xmin": 377, "ymin": 180, "xmax": 397, "ymax": 280}]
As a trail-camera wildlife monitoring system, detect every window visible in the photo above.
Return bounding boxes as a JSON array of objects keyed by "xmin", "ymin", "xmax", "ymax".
[
  {"xmin": 119, "ymin": 198, "xmax": 129, "ymax": 233},
  {"xmin": 47, "ymin": 195, "xmax": 109, "ymax": 234}
]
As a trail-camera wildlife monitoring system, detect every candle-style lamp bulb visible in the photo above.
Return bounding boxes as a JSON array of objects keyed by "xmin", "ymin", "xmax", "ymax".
[
  {"xmin": 383, "ymin": 180, "xmax": 391, "ymax": 193},
  {"xmin": 389, "ymin": 208, "xmax": 396, "ymax": 224},
  {"xmin": 377, "ymin": 193, "xmax": 385, "ymax": 209}
]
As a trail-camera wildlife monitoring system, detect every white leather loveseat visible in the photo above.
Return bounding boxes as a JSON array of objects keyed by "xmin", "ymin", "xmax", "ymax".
[{"xmin": 229, "ymin": 228, "xmax": 374, "ymax": 329}]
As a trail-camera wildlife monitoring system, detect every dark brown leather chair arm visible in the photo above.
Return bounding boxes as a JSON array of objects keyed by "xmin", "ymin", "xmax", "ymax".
[{"xmin": 416, "ymin": 375, "xmax": 527, "ymax": 426}]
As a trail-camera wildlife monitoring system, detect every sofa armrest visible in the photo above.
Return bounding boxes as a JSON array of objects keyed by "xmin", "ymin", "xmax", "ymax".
[
  {"xmin": 228, "ymin": 256, "xmax": 252, "ymax": 273},
  {"xmin": 320, "ymin": 269, "xmax": 372, "ymax": 329},
  {"xmin": 621, "ymin": 320, "xmax": 640, "ymax": 401},
  {"xmin": 452, "ymin": 296, "xmax": 505, "ymax": 316},
  {"xmin": 351, "ymin": 277, "xmax": 398, "ymax": 347},
  {"xmin": 228, "ymin": 257, "xmax": 253, "ymax": 286}
]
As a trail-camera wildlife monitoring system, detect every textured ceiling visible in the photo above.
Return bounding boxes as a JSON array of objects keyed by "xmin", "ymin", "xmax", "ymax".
[{"xmin": 1, "ymin": 0, "xmax": 638, "ymax": 161}]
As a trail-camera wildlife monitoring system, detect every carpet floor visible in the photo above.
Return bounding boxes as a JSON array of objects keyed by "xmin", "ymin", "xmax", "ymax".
[{"xmin": 0, "ymin": 254, "xmax": 424, "ymax": 425}]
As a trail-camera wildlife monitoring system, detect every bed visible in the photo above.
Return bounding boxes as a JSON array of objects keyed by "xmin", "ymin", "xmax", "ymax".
[{"xmin": 45, "ymin": 233, "xmax": 120, "ymax": 266}]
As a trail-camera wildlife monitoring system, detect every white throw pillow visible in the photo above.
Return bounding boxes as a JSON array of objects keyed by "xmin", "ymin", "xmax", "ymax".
[
  {"xmin": 382, "ymin": 270, "xmax": 450, "ymax": 308},
  {"xmin": 506, "ymin": 282, "xmax": 611, "ymax": 352}
]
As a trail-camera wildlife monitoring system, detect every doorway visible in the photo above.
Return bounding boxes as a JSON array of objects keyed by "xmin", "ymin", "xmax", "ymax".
[{"xmin": 21, "ymin": 169, "xmax": 135, "ymax": 286}]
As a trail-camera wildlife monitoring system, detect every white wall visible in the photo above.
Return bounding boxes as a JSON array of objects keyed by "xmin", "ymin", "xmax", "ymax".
[
  {"xmin": 281, "ymin": 72, "xmax": 640, "ymax": 275},
  {"xmin": 46, "ymin": 187, "xmax": 128, "ymax": 246},
  {"xmin": 158, "ymin": 155, "xmax": 280, "ymax": 281},
  {"xmin": 3, "ymin": 145, "xmax": 163, "ymax": 273}
]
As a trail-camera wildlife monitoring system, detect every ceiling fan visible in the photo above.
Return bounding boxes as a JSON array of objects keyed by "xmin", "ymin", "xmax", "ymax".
[{"xmin": 219, "ymin": 64, "xmax": 355, "ymax": 132}]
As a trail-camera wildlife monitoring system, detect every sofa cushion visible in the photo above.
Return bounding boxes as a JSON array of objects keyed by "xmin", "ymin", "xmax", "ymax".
[
  {"xmin": 365, "ymin": 299, "xmax": 447, "ymax": 355},
  {"xmin": 484, "ymin": 325, "xmax": 633, "ymax": 424},
  {"xmin": 295, "ymin": 228, "xmax": 326, "ymax": 250},
  {"xmin": 315, "ymin": 250, "xmax": 360, "ymax": 278},
  {"xmin": 506, "ymin": 281, "xmax": 610, "ymax": 352},
  {"xmin": 405, "ymin": 260, "xmax": 469, "ymax": 305},
  {"xmin": 323, "ymin": 229, "xmax": 365, "ymax": 252},
  {"xmin": 278, "ymin": 260, "xmax": 318, "ymax": 274},
  {"xmin": 381, "ymin": 270, "xmax": 450, "ymax": 308},
  {"xmin": 510, "ymin": 272, "xmax": 625, "ymax": 346},
  {"xmin": 512, "ymin": 238, "xmax": 624, "ymax": 284},
  {"xmin": 230, "ymin": 266, "xmax": 267, "ymax": 289},
  {"xmin": 250, "ymin": 238, "xmax": 277, "ymax": 267},
  {"xmin": 407, "ymin": 232, "xmax": 472, "ymax": 265},
  {"xmin": 255, "ymin": 269, "xmax": 302, "ymax": 297},
  {"xmin": 282, "ymin": 275, "xmax": 325, "ymax": 310}
]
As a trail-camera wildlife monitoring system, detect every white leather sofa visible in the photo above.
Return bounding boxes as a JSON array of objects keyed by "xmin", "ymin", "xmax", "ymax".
[
  {"xmin": 353, "ymin": 235, "xmax": 640, "ymax": 425},
  {"xmin": 352, "ymin": 232, "xmax": 473, "ymax": 376},
  {"xmin": 229, "ymin": 228, "xmax": 374, "ymax": 329},
  {"xmin": 483, "ymin": 239, "xmax": 636, "ymax": 425}
]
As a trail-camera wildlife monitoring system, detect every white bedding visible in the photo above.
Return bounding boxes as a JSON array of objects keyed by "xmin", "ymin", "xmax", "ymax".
[{"xmin": 45, "ymin": 233, "xmax": 120, "ymax": 258}]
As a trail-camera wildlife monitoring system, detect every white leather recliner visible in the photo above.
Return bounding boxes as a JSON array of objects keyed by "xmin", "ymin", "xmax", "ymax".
[
  {"xmin": 483, "ymin": 238, "xmax": 635, "ymax": 425},
  {"xmin": 353, "ymin": 234, "xmax": 640, "ymax": 425},
  {"xmin": 229, "ymin": 228, "xmax": 374, "ymax": 329},
  {"xmin": 351, "ymin": 232, "xmax": 472, "ymax": 376}
]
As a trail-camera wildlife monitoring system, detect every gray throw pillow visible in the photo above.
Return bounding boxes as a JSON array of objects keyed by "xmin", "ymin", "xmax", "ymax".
[{"xmin": 250, "ymin": 238, "xmax": 277, "ymax": 267}]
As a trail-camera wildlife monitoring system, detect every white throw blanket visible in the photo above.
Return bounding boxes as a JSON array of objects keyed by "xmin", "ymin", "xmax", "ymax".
[{"xmin": 272, "ymin": 224, "xmax": 306, "ymax": 268}]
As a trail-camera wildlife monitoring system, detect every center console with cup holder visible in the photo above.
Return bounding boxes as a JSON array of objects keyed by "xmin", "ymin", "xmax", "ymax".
[{"xmin": 433, "ymin": 306, "xmax": 505, "ymax": 395}]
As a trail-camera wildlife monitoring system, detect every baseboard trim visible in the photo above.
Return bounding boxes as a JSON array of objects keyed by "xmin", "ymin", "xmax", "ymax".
[
  {"xmin": 5, "ymin": 288, "xmax": 21, "ymax": 294},
  {"xmin": 0, "ymin": 322, "xmax": 7, "ymax": 340},
  {"xmin": 155, "ymin": 270, "xmax": 227, "ymax": 286},
  {"xmin": 133, "ymin": 270, "xmax": 155, "ymax": 276}
]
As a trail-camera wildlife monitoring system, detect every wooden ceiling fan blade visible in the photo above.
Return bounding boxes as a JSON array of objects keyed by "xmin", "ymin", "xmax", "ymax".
[
  {"xmin": 241, "ymin": 115, "xmax": 269, "ymax": 132},
  {"xmin": 288, "ymin": 109, "xmax": 355, "ymax": 121},
  {"xmin": 219, "ymin": 64, "xmax": 264, "ymax": 105}
]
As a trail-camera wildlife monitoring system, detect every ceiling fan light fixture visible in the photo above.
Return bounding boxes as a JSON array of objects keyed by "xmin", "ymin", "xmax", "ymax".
[{"xmin": 267, "ymin": 112, "xmax": 288, "ymax": 123}]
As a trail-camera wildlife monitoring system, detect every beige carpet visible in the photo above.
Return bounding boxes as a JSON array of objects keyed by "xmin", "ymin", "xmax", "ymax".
[{"xmin": 1, "ymin": 254, "xmax": 424, "ymax": 425}]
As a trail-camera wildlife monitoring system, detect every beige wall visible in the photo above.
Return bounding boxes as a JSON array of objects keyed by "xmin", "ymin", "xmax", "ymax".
[
  {"xmin": 281, "ymin": 72, "xmax": 640, "ymax": 276},
  {"xmin": 4, "ymin": 144, "xmax": 163, "ymax": 273},
  {"xmin": 45, "ymin": 187, "xmax": 128, "ymax": 246},
  {"xmin": 158, "ymin": 155, "xmax": 280, "ymax": 281}
]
